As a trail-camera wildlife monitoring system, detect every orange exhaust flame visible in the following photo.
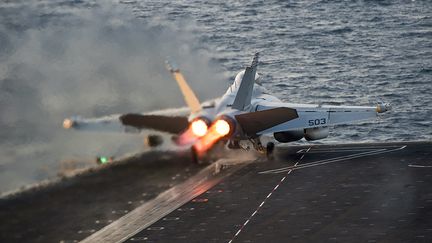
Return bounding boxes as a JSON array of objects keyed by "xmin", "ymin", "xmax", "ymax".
[
  {"xmin": 191, "ymin": 119, "xmax": 208, "ymax": 137},
  {"xmin": 176, "ymin": 119, "xmax": 208, "ymax": 146},
  {"xmin": 176, "ymin": 127, "xmax": 197, "ymax": 145},
  {"xmin": 214, "ymin": 120, "xmax": 230, "ymax": 137},
  {"xmin": 194, "ymin": 119, "xmax": 231, "ymax": 155}
]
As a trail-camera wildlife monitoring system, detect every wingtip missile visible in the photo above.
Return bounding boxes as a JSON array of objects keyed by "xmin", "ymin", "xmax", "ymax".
[
  {"xmin": 63, "ymin": 118, "xmax": 75, "ymax": 129},
  {"xmin": 376, "ymin": 103, "xmax": 392, "ymax": 113}
]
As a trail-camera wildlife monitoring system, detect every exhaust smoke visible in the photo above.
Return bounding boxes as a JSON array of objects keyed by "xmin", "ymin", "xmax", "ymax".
[{"xmin": 0, "ymin": 1, "xmax": 226, "ymax": 193}]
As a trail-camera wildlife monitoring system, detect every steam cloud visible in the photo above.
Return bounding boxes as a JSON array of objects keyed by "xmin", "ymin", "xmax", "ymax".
[{"xmin": 0, "ymin": 1, "xmax": 226, "ymax": 193}]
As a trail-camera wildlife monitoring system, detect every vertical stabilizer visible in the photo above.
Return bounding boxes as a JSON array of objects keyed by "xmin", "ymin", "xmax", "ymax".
[
  {"xmin": 232, "ymin": 53, "xmax": 259, "ymax": 111},
  {"xmin": 165, "ymin": 60, "xmax": 202, "ymax": 114}
]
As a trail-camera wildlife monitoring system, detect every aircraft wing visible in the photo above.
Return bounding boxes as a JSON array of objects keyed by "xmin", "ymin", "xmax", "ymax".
[
  {"xmin": 235, "ymin": 107, "xmax": 299, "ymax": 137},
  {"xmin": 236, "ymin": 102, "xmax": 390, "ymax": 136},
  {"xmin": 63, "ymin": 107, "xmax": 191, "ymax": 135}
]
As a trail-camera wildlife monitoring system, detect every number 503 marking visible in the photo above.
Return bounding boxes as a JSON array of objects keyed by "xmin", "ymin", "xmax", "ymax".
[{"xmin": 308, "ymin": 118, "xmax": 326, "ymax": 126}]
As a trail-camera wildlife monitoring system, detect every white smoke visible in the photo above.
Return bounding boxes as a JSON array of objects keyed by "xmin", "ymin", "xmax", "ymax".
[{"xmin": 0, "ymin": 1, "xmax": 226, "ymax": 193}]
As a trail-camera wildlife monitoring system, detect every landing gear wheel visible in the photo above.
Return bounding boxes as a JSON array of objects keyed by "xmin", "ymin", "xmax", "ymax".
[{"xmin": 266, "ymin": 142, "xmax": 275, "ymax": 161}]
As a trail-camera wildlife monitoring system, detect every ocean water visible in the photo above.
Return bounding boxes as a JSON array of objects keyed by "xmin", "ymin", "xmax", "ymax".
[
  {"xmin": 0, "ymin": 0, "xmax": 431, "ymax": 192},
  {"xmin": 123, "ymin": 0, "xmax": 432, "ymax": 142}
]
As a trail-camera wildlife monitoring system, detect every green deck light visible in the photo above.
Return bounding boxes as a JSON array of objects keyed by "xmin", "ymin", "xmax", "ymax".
[{"xmin": 99, "ymin": 157, "xmax": 109, "ymax": 164}]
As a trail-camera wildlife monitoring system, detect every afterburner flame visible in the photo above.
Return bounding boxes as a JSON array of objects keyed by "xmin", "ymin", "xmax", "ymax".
[
  {"xmin": 214, "ymin": 119, "xmax": 230, "ymax": 136},
  {"xmin": 176, "ymin": 128, "xmax": 197, "ymax": 145},
  {"xmin": 176, "ymin": 119, "xmax": 208, "ymax": 145},
  {"xmin": 194, "ymin": 118, "xmax": 232, "ymax": 154},
  {"xmin": 191, "ymin": 119, "xmax": 208, "ymax": 137}
]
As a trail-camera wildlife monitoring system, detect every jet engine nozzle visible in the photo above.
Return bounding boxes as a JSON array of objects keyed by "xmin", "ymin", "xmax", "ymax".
[
  {"xmin": 175, "ymin": 117, "xmax": 211, "ymax": 146},
  {"xmin": 192, "ymin": 116, "xmax": 236, "ymax": 155},
  {"xmin": 214, "ymin": 115, "xmax": 236, "ymax": 137},
  {"xmin": 191, "ymin": 117, "xmax": 211, "ymax": 137}
]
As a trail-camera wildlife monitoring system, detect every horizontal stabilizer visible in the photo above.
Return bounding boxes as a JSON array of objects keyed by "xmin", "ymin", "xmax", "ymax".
[
  {"xmin": 120, "ymin": 114, "xmax": 189, "ymax": 134},
  {"xmin": 235, "ymin": 107, "xmax": 298, "ymax": 137}
]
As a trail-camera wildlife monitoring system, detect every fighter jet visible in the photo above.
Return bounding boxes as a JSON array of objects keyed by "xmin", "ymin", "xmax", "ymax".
[{"xmin": 63, "ymin": 53, "xmax": 391, "ymax": 162}]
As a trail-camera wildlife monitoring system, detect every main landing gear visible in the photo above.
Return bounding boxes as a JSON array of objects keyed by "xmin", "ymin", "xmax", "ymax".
[
  {"xmin": 251, "ymin": 138, "xmax": 275, "ymax": 161},
  {"xmin": 266, "ymin": 142, "xmax": 275, "ymax": 161},
  {"xmin": 191, "ymin": 140, "xmax": 275, "ymax": 164}
]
